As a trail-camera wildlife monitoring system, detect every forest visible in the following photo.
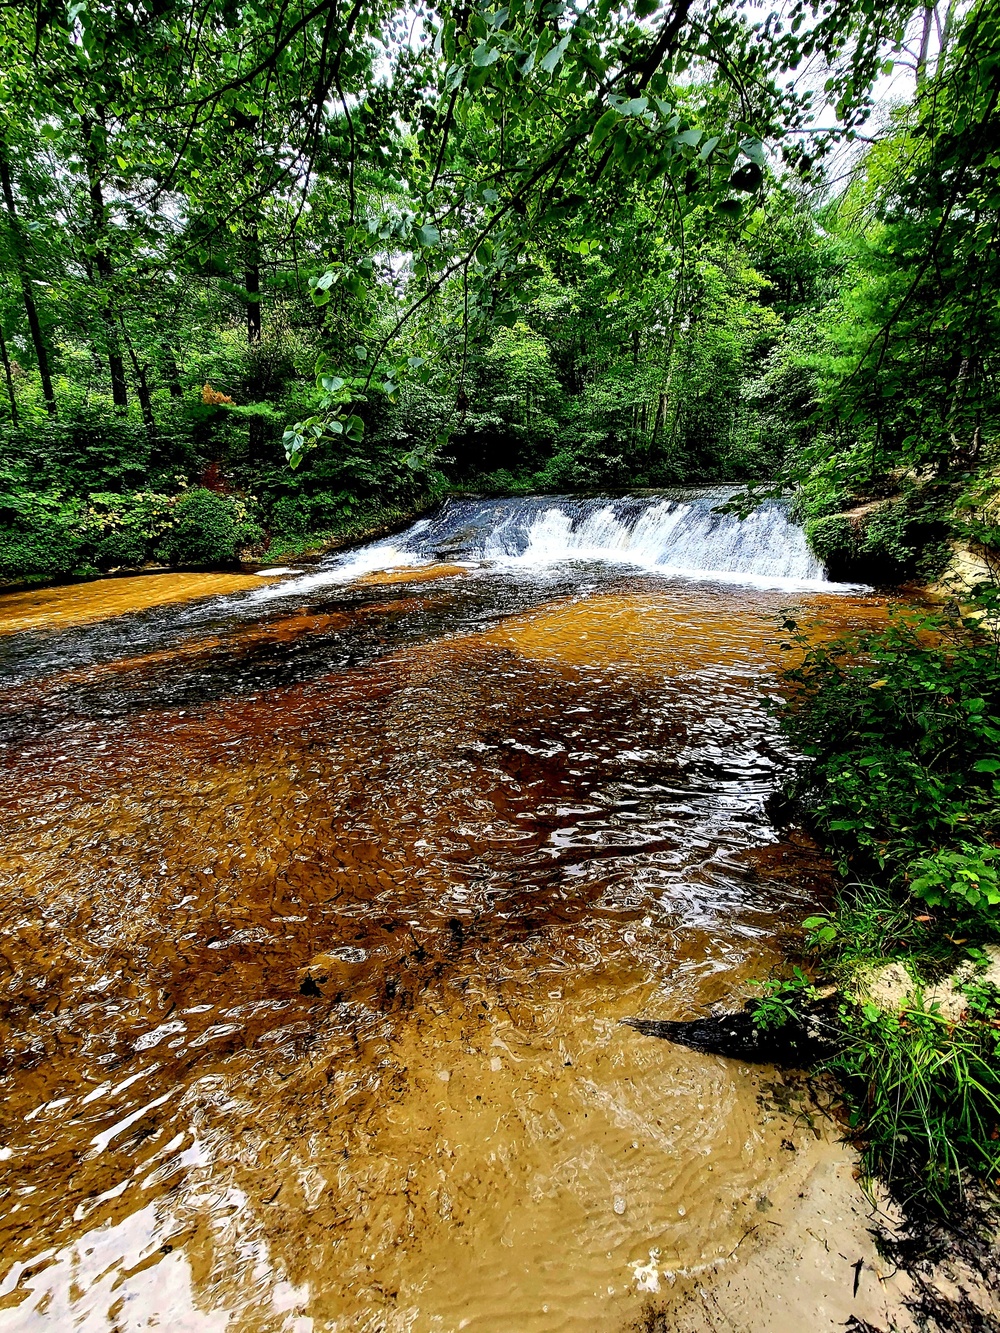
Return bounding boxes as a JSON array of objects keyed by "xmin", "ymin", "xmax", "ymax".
[
  {"xmin": 3, "ymin": 0, "xmax": 1000, "ymax": 1261},
  {"xmin": 1, "ymin": 0, "xmax": 995, "ymax": 583}
]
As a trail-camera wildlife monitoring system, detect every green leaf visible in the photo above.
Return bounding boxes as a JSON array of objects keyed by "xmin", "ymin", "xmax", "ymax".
[
  {"xmin": 973, "ymin": 758, "xmax": 1000, "ymax": 772},
  {"xmin": 730, "ymin": 161, "xmax": 764, "ymax": 192},
  {"xmin": 699, "ymin": 135, "xmax": 720, "ymax": 161},
  {"xmin": 539, "ymin": 34, "xmax": 570, "ymax": 74},
  {"xmin": 472, "ymin": 41, "xmax": 501, "ymax": 66},
  {"xmin": 416, "ymin": 223, "xmax": 441, "ymax": 247},
  {"xmin": 591, "ymin": 108, "xmax": 619, "ymax": 149}
]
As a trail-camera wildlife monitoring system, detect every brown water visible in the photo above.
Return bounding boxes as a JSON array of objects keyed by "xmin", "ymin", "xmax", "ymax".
[{"xmin": 0, "ymin": 555, "xmax": 887, "ymax": 1331}]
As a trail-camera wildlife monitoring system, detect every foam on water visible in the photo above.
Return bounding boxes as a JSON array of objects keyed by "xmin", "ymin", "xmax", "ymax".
[{"xmin": 252, "ymin": 540, "xmax": 424, "ymax": 600}]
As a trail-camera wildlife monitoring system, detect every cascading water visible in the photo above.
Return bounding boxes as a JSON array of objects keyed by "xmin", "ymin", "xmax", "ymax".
[{"xmin": 256, "ymin": 489, "xmax": 840, "ymax": 602}]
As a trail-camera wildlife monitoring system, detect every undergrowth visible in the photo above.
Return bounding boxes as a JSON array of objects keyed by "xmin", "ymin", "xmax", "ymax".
[
  {"xmin": 762, "ymin": 585, "xmax": 1000, "ymax": 1207},
  {"xmin": 257, "ymin": 500, "xmax": 431, "ymax": 563}
]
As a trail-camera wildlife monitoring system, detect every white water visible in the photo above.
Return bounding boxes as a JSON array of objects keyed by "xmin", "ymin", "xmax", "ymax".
[{"xmin": 255, "ymin": 491, "xmax": 850, "ymax": 600}]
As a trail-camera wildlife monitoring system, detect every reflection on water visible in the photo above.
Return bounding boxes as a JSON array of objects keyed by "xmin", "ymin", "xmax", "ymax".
[{"xmin": 0, "ymin": 541, "xmax": 886, "ymax": 1331}]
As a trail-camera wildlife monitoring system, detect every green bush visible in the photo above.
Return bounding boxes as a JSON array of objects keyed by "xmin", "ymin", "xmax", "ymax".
[
  {"xmin": 802, "ymin": 485, "xmax": 954, "ymax": 584},
  {"xmin": 0, "ymin": 482, "xmax": 267, "ymax": 580},
  {"xmin": 775, "ymin": 596, "xmax": 1000, "ymax": 1201},
  {"xmin": 269, "ymin": 493, "xmax": 314, "ymax": 536},
  {"xmin": 92, "ymin": 528, "xmax": 148, "ymax": 569},
  {"xmin": 0, "ymin": 523, "xmax": 85, "ymax": 580},
  {"xmin": 778, "ymin": 601, "xmax": 1000, "ymax": 907},
  {"xmin": 804, "ymin": 513, "xmax": 854, "ymax": 567},
  {"xmin": 0, "ymin": 490, "xmax": 86, "ymax": 580},
  {"xmin": 85, "ymin": 491, "xmax": 176, "ymax": 570},
  {"xmin": 837, "ymin": 987, "xmax": 1000, "ymax": 1203},
  {"xmin": 159, "ymin": 488, "xmax": 262, "ymax": 565}
]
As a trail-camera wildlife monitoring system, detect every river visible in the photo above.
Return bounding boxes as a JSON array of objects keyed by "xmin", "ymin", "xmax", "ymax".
[{"xmin": 0, "ymin": 493, "xmax": 901, "ymax": 1331}]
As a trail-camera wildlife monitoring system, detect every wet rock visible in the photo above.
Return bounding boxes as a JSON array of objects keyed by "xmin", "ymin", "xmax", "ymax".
[
  {"xmin": 430, "ymin": 525, "xmax": 480, "ymax": 558},
  {"xmin": 858, "ymin": 961, "xmax": 914, "ymax": 1014}
]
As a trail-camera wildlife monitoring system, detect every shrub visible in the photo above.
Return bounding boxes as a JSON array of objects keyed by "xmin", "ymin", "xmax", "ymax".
[
  {"xmin": 836, "ymin": 989, "xmax": 1000, "ymax": 1203},
  {"xmin": 159, "ymin": 488, "xmax": 262, "ymax": 565},
  {"xmin": 85, "ymin": 491, "xmax": 176, "ymax": 570},
  {"xmin": 92, "ymin": 528, "xmax": 148, "ymax": 569},
  {"xmin": 803, "ymin": 489, "xmax": 953, "ymax": 583},
  {"xmin": 0, "ymin": 490, "xmax": 86, "ymax": 580},
  {"xmin": 269, "ymin": 493, "xmax": 313, "ymax": 536},
  {"xmin": 774, "ymin": 594, "xmax": 1000, "ymax": 1201},
  {"xmin": 777, "ymin": 601, "xmax": 1000, "ymax": 906},
  {"xmin": 805, "ymin": 513, "xmax": 854, "ymax": 568}
]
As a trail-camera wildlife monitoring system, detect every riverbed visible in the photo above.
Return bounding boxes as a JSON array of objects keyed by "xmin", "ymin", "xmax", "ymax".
[{"xmin": 0, "ymin": 495, "xmax": 909, "ymax": 1330}]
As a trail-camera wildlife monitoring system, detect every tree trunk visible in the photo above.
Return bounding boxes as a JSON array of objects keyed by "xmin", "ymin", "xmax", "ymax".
[
  {"xmin": 649, "ymin": 340, "xmax": 677, "ymax": 454},
  {"xmin": 245, "ymin": 262, "xmax": 262, "ymax": 345},
  {"xmin": 82, "ymin": 117, "xmax": 128, "ymax": 410},
  {"xmin": 0, "ymin": 321, "xmax": 18, "ymax": 425},
  {"xmin": 936, "ymin": 0, "xmax": 958, "ymax": 74},
  {"xmin": 245, "ymin": 220, "xmax": 262, "ymax": 347},
  {"xmin": 233, "ymin": 111, "xmax": 263, "ymax": 359},
  {"xmin": 120, "ymin": 317, "xmax": 155, "ymax": 434},
  {"xmin": 0, "ymin": 145, "xmax": 56, "ymax": 416},
  {"xmin": 916, "ymin": 2, "xmax": 934, "ymax": 82},
  {"xmin": 244, "ymin": 220, "xmax": 262, "ymax": 451},
  {"xmin": 163, "ymin": 349, "xmax": 183, "ymax": 398}
]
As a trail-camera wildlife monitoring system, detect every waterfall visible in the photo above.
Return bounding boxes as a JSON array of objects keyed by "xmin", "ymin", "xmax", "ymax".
[{"xmin": 255, "ymin": 489, "xmax": 846, "ymax": 598}]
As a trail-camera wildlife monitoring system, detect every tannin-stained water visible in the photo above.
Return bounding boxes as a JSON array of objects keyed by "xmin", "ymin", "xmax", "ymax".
[{"xmin": 0, "ymin": 499, "xmax": 890, "ymax": 1332}]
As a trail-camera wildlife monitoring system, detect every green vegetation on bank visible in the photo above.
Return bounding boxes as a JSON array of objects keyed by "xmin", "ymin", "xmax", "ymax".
[{"xmin": 770, "ymin": 595, "xmax": 1000, "ymax": 1203}]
